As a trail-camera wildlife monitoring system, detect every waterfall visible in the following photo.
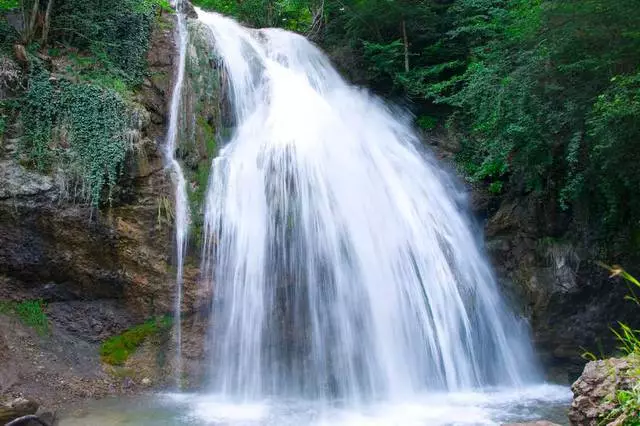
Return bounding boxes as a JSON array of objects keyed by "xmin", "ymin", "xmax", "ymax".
[
  {"xmin": 198, "ymin": 9, "xmax": 540, "ymax": 404},
  {"xmin": 165, "ymin": 0, "xmax": 190, "ymax": 387}
]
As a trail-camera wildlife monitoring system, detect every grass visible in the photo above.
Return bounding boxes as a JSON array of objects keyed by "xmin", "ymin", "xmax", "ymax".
[
  {"xmin": 0, "ymin": 299, "xmax": 49, "ymax": 335},
  {"xmin": 100, "ymin": 316, "xmax": 172, "ymax": 366}
]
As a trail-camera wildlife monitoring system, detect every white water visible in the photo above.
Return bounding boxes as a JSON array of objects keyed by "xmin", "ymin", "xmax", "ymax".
[
  {"xmin": 166, "ymin": 0, "xmax": 190, "ymax": 386},
  {"xmin": 58, "ymin": 385, "xmax": 573, "ymax": 425},
  {"xmin": 199, "ymin": 8, "xmax": 541, "ymax": 405}
]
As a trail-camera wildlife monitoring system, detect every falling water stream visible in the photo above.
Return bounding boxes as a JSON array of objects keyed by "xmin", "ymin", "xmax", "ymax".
[
  {"xmin": 165, "ymin": 0, "xmax": 190, "ymax": 386},
  {"xmin": 60, "ymin": 7, "xmax": 573, "ymax": 426},
  {"xmin": 200, "ymin": 10, "xmax": 537, "ymax": 400}
]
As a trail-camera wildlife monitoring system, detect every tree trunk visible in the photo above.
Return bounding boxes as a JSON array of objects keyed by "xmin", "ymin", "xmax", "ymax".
[
  {"xmin": 41, "ymin": 0, "xmax": 54, "ymax": 45},
  {"xmin": 24, "ymin": 0, "xmax": 40, "ymax": 43},
  {"xmin": 402, "ymin": 19, "xmax": 409, "ymax": 72}
]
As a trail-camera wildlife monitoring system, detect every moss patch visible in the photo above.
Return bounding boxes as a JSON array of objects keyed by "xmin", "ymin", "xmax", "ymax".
[
  {"xmin": 178, "ymin": 22, "xmax": 223, "ymax": 251},
  {"xmin": 100, "ymin": 316, "xmax": 172, "ymax": 366},
  {"xmin": 0, "ymin": 300, "xmax": 49, "ymax": 335}
]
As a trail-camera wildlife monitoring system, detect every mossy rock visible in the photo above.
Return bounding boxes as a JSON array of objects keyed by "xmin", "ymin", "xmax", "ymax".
[{"xmin": 100, "ymin": 316, "xmax": 172, "ymax": 365}]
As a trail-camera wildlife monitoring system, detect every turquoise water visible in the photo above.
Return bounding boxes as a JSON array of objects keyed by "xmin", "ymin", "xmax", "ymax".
[{"xmin": 59, "ymin": 385, "xmax": 571, "ymax": 425}]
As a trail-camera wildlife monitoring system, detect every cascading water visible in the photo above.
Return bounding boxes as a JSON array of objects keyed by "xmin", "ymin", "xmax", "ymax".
[
  {"xmin": 58, "ymin": 9, "xmax": 575, "ymax": 426},
  {"xmin": 199, "ymin": 8, "xmax": 540, "ymax": 405},
  {"xmin": 165, "ymin": 0, "xmax": 190, "ymax": 386}
]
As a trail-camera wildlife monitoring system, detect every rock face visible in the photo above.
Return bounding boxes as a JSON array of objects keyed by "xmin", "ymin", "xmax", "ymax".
[
  {"xmin": 0, "ymin": 9, "xmax": 220, "ymax": 408},
  {"xmin": 569, "ymin": 356, "xmax": 639, "ymax": 425},
  {"xmin": 426, "ymin": 132, "xmax": 638, "ymax": 382},
  {"xmin": 474, "ymin": 190, "xmax": 639, "ymax": 382},
  {"xmin": 0, "ymin": 14, "xmax": 180, "ymax": 316}
]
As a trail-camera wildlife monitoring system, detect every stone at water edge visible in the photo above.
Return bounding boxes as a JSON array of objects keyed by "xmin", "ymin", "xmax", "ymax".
[
  {"xmin": 0, "ymin": 397, "xmax": 39, "ymax": 424},
  {"xmin": 568, "ymin": 356, "xmax": 639, "ymax": 426},
  {"xmin": 502, "ymin": 422, "xmax": 561, "ymax": 426}
]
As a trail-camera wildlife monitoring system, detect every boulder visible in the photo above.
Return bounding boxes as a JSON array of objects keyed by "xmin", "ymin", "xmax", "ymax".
[{"xmin": 569, "ymin": 356, "xmax": 639, "ymax": 425}]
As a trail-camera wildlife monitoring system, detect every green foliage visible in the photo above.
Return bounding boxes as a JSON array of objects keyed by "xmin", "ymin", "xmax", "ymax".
[
  {"xmin": 606, "ymin": 382, "xmax": 640, "ymax": 426},
  {"xmin": 11, "ymin": 0, "xmax": 169, "ymax": 207},
  {"xmin": 416, "ymin": 115, "xmax": 438, "ymax": 131},
  {"xmin": 488, "ymin": 181, "xmax": 503, "ymax": 194},
  {"xmin": 51, "ymin": 0, "xmax": 170, "ymax": 85},
  {"xmin": 362, "ymin": 40, "xmax": 404, "ymax": 86},
  {"xmin": 0, "ymin": 300, "xmax": 49, "ymax": 335},
  {"xmin": 100, "ymin": 316, "xmax": 172, "ymax": 366},
  {"xmin": 580, "ymin": 73, "xmax": 640, "ymax": 229},
  {"xmin": 431, "ymin": 0, "xmax": 640, "ymax": 244},
  {"xmin": 0, "ymin": 0, "xmax": 19, "ymax": 11},
  {"xmin": 20, "ymin": 68, "xmax": 129, "ymax": 206}
]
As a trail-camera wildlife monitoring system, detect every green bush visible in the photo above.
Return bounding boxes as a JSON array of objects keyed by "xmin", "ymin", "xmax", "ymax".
[
  {"xmin": 100, "ymin": 316, "xmax": 172, "ymax": 366},
  {"xmin": 0, "ymin": 300, "xmax": 49, "ymax": 335}
]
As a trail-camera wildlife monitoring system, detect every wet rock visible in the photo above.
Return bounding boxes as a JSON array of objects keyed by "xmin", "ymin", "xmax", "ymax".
[
  {"xmin": 503, "ymin": 422, "xmax": 561, "ymax": 426},
  {"xmin": 474, "ymin": 191, "xmax": 639, "ymax": 382},
  {"xmin": 568, "ymin": 356, "xmax": 639, "ymax": 425},
  {"xmin": 46, "ymin": 301, "xmax": 141, "ymax": 343},
  {"xmin": 0, "ymin": 397, "xmax": 39, "ymax": 424},
  {"xmin": 181, "ymin": 1, "xmax": 198, "ymax": 19}
]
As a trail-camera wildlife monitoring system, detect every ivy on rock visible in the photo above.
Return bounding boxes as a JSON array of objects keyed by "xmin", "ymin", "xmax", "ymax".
[{"xmin": 21, "ymin": 68, "xmax": 128, "ymax": 206}]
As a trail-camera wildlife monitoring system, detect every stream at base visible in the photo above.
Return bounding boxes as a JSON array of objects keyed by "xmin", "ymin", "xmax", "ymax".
[{"xmin": 58, "ymin": 385, "xmax": 571, "ymax": 425}]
